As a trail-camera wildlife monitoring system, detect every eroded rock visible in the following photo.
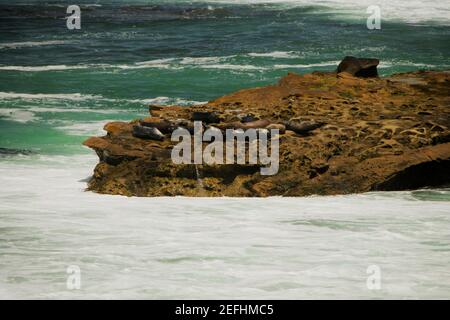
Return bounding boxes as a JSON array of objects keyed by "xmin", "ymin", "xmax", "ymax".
[{"xmin": 83, "ymin": 68, "xmax": 450, "ymax": 197}]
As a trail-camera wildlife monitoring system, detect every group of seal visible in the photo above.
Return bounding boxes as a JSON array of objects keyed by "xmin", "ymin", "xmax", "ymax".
[{"xmin": 132, "ymin": 110, "xmax": 325, "ymax": 141}]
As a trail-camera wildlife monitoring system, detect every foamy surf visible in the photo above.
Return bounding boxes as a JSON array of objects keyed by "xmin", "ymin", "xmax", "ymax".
[
  {"xmin": 1, "ymin": 55, "xmax": 447, "ymax": 74},
  {"xmin": 0, "ymin": 106, "xmax": 126, "ymax": 122},
  {"xmin": 0, "ymin": 92, "xmax": 103, "ymax": 101},
  {"xmin": 55, "ymin": 121, "xmax": 114, "ymax": 136},
  {"xmin": 247, "ymin": 51, "xmax": 300, "ymax": 58},
  {"xmin": 0, "ymin": 40, "xmax": 68, "ymax": 50},
  {"xmin": 0, "ymin": 64, "xmax": 109, "ymax": 72},
  {"xmin": 0, "ymin": 154, "xmax": 449, "ymax": 299},
  {"xmin": 0, "ymin": 109, "xmax": 36, "ymax": 123},
  {"xmin": 131, "ymin": 96, "xmax": 207, "ymax": 106},
  {"xmin": 198, "ymin": 0, "xmax": 450, "ymax": 24},
  {"xmin": 273, "ymin": 61, "xmax": 341, "ymax": 69}
]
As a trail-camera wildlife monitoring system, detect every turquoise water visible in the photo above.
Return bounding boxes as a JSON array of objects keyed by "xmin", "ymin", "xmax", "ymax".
[{"xmin": 0, "ymin": 1, "xmax": 449, "ymax": 299}]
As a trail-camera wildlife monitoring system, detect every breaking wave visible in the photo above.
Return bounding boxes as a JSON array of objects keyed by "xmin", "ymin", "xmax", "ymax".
[
  {"xmin": 0, "ymin": 92, "xmax": 102, "ymax": 101},
  {"xmin": 0, "ymin": 40, "xmax": 68, "ymax": 50}
]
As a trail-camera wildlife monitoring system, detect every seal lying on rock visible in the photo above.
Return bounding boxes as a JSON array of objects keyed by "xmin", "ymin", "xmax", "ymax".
[
  {"xmin": 217, "ymin": 119, "xmax": 271, "ymax": 130},
  {"xmin": 192, "ymin": 111, "xmax": 220, "ymax": 123},
  {"xmin": 132, "ymin": 125, "xmax": 165, "ymax": 141},
  {"xmin": 266, "ymin": 123, "xmax": 286, "ymax": 134},
  {"xmin": 238, "ymin": 114, "xmax": 259, "ymax": 123},
  {"xmin": 140, "ymin": 118, "xmax": 178, "ymax": 134},
  {"xmin": 283, "ymin": 120, "xmax": 325, "ymax": 135},
  {"xmin": 238, "ymin": 119, "xmax": 271, "ymax": 129}
]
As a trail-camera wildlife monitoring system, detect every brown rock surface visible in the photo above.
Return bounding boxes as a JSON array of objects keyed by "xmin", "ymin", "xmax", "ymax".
[{"xmin": 83, "ymin": 69, "xmax": 450, "ymax": 197}]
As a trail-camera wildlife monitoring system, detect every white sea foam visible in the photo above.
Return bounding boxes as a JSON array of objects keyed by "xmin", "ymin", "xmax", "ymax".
[
  {"xmin": 323, "ymin": 0, "xmax": 450, "ymax": 25},
  {"xmin": 0, "ymin": 64, "xmax": 109, "ymax": 72},
  {"xmin": 378, "ymin": 60, "xmax": 449, "ymax": 69},
  {"xmin": 116, "ymin": 59, "xmax": 178, "ymax": 70},
  {"xmin": 273, "ymin": 61, "xmax": 340, "ymax": 69},
  {"xmin": 0, "ymin": 92, "xmax": 102, "ymax": 101},
  {"xmin": 132, "ymin": 96, "xmax": 207, "ymax": 106},
  {"xmin": 200, "ymin": 63, "xmax": 266, "ymax": 70},
  {"xmin": 55, "ymin": 121, "xmax": 113, "ymax": 136},
  {"xmin": 247, "ymin": 51, "xmax": 300, "ymax": 58},
  {"xmin": 180, "ymin": 56, "xmax": 234, "ymax": 64},
  {"xmin": 0, "ymin": 53, "xmax": 446, "ymax": 75},
  {"xmin": 0, "ymin": 94, "xmax": 203, "ymax": 123},
  {"xmin": 25, "ymin": 107, "xmax": 122, "ymax": 114},
  {"xmin": 0, "ymin": 54, "xmax": 325, "ymax": 73},
  {"xmin": 0, "ymin": 108, "xmax": 36, "ymax": 123},
  {"xmin": 0, "ymin": 106, "xmax": 124, "ymax": 123},
  {"xmin": 134, "ymin": 58, "xmax": 177, "ymax": 65},
  {"xmin": 0, "ymin": 90, "xmax": 203, "ymax": 107},
  {"xmin": 0, "ymin": 154, "xmax": 449, "ymax": 299},
  {"xmin": 0, "ymin": 58, "xmax": 203, "ymax": 72},
  {"xmin": 194, "ymin": 0, "xmax": 450, "ymax": 25},
  {"xmin": 107, "ymin": 56, "xmax": 237, "ymax": 70},
  {"xmin": 0, "ymin": 40, "xmax": 68, "ymax": 50},
  {"xmin": 0, "ymin": 62, "xmax": 172, "ymax": 72}
]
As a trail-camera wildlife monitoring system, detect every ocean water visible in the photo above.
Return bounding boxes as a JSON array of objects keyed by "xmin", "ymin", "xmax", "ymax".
[
  {"xmin": 0, "ymin": 0, "xmax": 449, "ymax": 299},
  {"xmin": 0, "ymin": 155, "xmax": 449, "ymax": 299}
]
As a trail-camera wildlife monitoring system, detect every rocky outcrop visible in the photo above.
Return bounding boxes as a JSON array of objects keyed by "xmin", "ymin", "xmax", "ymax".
[
  {"xmin": 337, "ymin": 56, "xmax": 379, "ymax": 77},
  {"xmin": 83, "ymin": 66, "xmax": 450, "ymax": 197}
]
